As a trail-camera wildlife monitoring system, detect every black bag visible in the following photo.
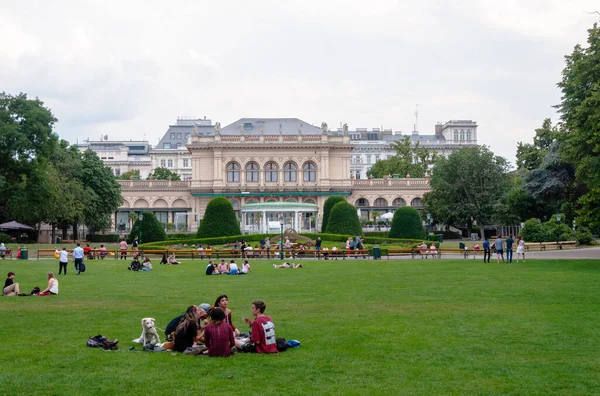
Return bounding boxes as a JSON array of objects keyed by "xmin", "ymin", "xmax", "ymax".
[
  {"xmin": 79, "ymin": 262, "xmax": 86, "ymax": 273},
  {"xmin": 31, "ymin": 287, "xmax": 41, "ymax": 295},
  {"xmin": 276, "ymin": 337, "xmax": 288, "ymax": 352},
  {"xmin": 87, "ymin": 335, "xmax": 118, "ymax": 350}
]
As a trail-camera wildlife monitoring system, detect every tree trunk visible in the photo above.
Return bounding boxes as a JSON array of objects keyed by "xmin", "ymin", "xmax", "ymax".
[
  {"xmin": 62, "ymin": 222, "xmax": 68, "ymax": 240},
  {"xmin": 73, "ymin": 220, "xmax": 79, "ymax": 240},
  {"xmin": 51, "ymin": 224, "xmax": 56, "ymax": 244}
]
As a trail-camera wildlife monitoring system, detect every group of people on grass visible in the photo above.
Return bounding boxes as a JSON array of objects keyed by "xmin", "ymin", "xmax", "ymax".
[
  {"xmin": 162, "ymin": 295, "xmax": 277, "ymax": 357},
  {"xmin": 205, "ymin": 259, "xmax": 253, "ymax": 275},
  {"xmin": 127, "ymin": 255, "xmax": 153, "ymax": 271},
  {"xmin": 3, "ymin": 271, "xmax": 58, "ymax": 296}
]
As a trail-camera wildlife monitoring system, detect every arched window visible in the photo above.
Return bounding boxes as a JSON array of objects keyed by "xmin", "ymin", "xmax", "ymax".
[
  {"xmin": 303, "ymin": 162, "xmax": 316, "ymax": 182},
  {"xmin": 265, "ymin": 162, "xmax": 278, "ymax": 182},
  {"xmin": 303, "ymin": 198, "xmax": 316, "ymax": 204},
  {"xmin": 411, "ymin": 197, "xmax": 423, "ymax": 208},
  {"xmin": 460, "ymin": 129, "xmax": 465, "ymax": 141},
  {"xmin": 284, "ymin": 162, "xmax": 297, "ymax": 182},
  {"xmin": 228, "ymin": 198, "xmax": 240, "ymax": 219},
  {"xmin": 227, "ymin": 162, "xmax": 240, "ymax": 182},
  {"xmin": 245, "ymin": 162, "xmax": 259, "ymax": 183},
  {"xmin": 285, "ymin": 198, "xmax": 297, "ymax": 202},
  {"xmin": 392, "ymin": 198, "xmax": 406, "ymax": 207},
  {"xmin": 246, "ymin": 198, "xmax": 259, "ymax": 204},
  {"xmin": 373, "ymin": 198, "xmax": 388, "ymax": 207},
  {"xmin": 355, "ymin": 198, "xmax": 369, "ymax": 207},
  {"xmin": 265, "ymin": 198, "xmax": 278, "ymax": 203}
]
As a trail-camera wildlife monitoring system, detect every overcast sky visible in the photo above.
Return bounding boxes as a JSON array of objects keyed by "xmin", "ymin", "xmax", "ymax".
[{"xmin": 2, "ymin": 1, "xmax": 598, "ymax": 167}]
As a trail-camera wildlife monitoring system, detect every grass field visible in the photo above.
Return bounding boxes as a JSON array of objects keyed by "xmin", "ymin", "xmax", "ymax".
[{"xmin": 1, "ymin": 257, "xmax": 600, "ymax": 395}]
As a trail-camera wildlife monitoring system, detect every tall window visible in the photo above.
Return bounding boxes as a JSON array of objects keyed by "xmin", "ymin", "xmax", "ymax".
[
  {"xmin": 367, "ymin": 155, "xmax": 372, "ymax": 164},
  {"xmin": 303, "ymin": 162, "xmax": 316, "ymax": 182},
  {"xmin": 392, "ymin": 198, "xmax": 406, "ymax": 207},
  {"xmin": 183, "ymin": 159, "xmax": 189, "ymax": 167},
  {"xmin": 160, "ymin": 159, "xmax": 166, "ymax": 167},
  {"xmin": 114, "ymin": 169, "xmax": 121, "ymax": 177},
  {"xmin": 245, "ymin": 162, "xmax": 259, "ymax": 182},
  {"xmin": 167, "ymin": 159, "xmax": 173, "ymax": 168},
  {"xmin": 284, "ymin": 162, "xmax": 297, "ymax": 182},
  {"xmin": 355, "ymin": 198, "xmax": 369, "ymax": 207},
  {"xmin": 227, "ymin": 162, "xmax": 240, "ymax": 182},
  {"xmin": 454, "ymin": 129, "xmax": 459, "ymax": 141},
  {"xmin": 374, "ymin": 198, "xmax": 387, "ymax": 207},
  {"xmin": 170, "ymin": 133, "xmax": 175, "ymax": 139},
  {"xmin": 411, "ymin": 197, "xmax": 423, "ymax": 208},
  {"xmin": 466, "ymin": 130, "xmax": 472, "ymax": 141},
  {"xmin": 265, "ymin": 162, "xmax": 278, "ymax": 182},
  {"xmin": 460, "ymin": 129, "xmax": 465, "ymax": 141}
]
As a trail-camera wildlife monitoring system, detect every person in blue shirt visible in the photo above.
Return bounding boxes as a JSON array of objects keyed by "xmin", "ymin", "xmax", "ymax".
[
  {"xmin": 483, "ymin": 238, "xmax": 491, "ymax": 263},
  {"xmin": 505, "ymin": 235, "xmax": 515, "ymax": 263},
  {"xmin": 72, "ymin": 243, "xmax": 85, "ymax": 275}
]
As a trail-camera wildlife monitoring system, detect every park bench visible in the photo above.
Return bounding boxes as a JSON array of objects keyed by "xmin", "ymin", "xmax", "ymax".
[
  {"xmin": 438, "ymin": 248, "xmax": 468, "ymax": 259},
  {"xmin": 387, "ymin": 248, "xmax": 415, "ymax": 259},
  {"xmin": 37, "ymin": 249, "xmax": 74, "ymax": 259},
  {"xmin": 0, "ymin": 248, "xmax": 13, "ymax": 260},
  {"xmin": 558, "ymin": 240, "xmax": 579, "ymax": 249}
]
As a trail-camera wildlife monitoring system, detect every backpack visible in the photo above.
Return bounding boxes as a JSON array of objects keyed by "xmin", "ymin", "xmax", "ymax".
[
  {"xmin": 79, "ymin": 262, "xmax": 86, "ymax": 273},
  {"xmin": 87, "ymin": 335, "xmax": 119, "ymax": 350},
  {"xmin": 276, "ymin": 337, "xmax": 288, "ymax": 352}
]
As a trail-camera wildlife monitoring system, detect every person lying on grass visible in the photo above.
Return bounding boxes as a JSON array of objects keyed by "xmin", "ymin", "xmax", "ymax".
[{"xmin": 273, "ymin": 262, "xmax": 302, "ymax": 268}]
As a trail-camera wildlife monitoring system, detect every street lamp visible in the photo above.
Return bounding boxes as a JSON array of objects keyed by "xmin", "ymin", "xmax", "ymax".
[
  {"xmin": 138, "ymin": 212, "xmax": 144, "ymax": 245},
  {"xmin": 426, "ymin": 213, "xmax": 432, "ymax": 241},
  {"xmin": 279, "ymin": 215, "xmax": 284, "ymax": 260},
  {"xmin": 556, "ymin": 213, "xmax": 561, "ymax": 244}
]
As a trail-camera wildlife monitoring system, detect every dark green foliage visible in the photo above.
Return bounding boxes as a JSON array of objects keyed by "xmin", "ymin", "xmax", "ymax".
[
  {"xmin": 389, "ymin": 206, "xmax": 425, "ymax": 239},
  {"xmin": 367, "ymin": 136, "xmax": 438, "ymax": 178},
  {"xmin": 128, "ymin": 211, "xmax": 166, "ymax": 244},
  {"xmin": 321, "ymin": 196, "xmax": 346, "ymax": 233},
  {"xmin": 520, "ymin": 219, "xmax": 548, "ymax": 242},
  {"xmin": 86, "ymin": 234, "xmax": 122, "ymax": 243},
  {"xmin": 148, "ymin": 167, "xmax": 181, "ymax": 181},
  {"xmin": 325, "ymin": 201, "xmax": 362, "ymax": 236},
  {"xmin": 0, "ymin": 233, "xmax": 12, "ymax": 244},
  {"xmin": 197, "ymin": 197, "xmax": 240, "ymax": 238},
  {"xmin": 575, "ymin": 227, "xmax": 594, "ymax": 245},
  {"xmin": 118, "ymin": 169, "xmax": 140, "ymax": 180}
]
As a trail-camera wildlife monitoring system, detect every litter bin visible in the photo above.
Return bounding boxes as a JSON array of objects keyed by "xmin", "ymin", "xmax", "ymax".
[
  {"xmin": 56, "ymin": 236, "xmax": 62, "ymax": 244},
  {"xmin": 437, "ymin": 234, "xmax": 444, "ymax": 243},
  {"xmin": 20, "ymin": 247, "xmax": 28, "ymax": 260},
  {"xmin": 372, "ymin": 246, "xmax": 381, "ymax": 260},
  {"xmin": 459, "ymin": 242, "xmax": 465, "ymax": 249}
]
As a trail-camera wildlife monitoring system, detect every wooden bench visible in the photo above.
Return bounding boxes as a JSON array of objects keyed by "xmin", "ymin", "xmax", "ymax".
[
  {"xmin": 37, "ymin": 249, "xmax": 74, "ymax": 259},
  {"xmin": 558, "ymin": 240, "xmax": 579, "ymax": 250},
  {"xmin": 0, "ymin": 248, "xmax": 13, "ymax": 260},
  {"xmin": 388, "ymin": 248, "xmax": 415, "ymax": 259}
]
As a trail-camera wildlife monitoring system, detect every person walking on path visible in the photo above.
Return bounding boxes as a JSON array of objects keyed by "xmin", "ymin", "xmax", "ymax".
[
  {"xmin": 73, "ymin": 243, "xmax": 85, "ymax": 275},
  {"xmin": 483, "ymin": 238, "xmax": 491, "ymax": 263},
  {"xmin": 505, "ymin": 235, "xmax": 514, "ymax": 263},
  {"xmin": 495, "ymin": 235, "xmax": 505, "ymax": 263}
]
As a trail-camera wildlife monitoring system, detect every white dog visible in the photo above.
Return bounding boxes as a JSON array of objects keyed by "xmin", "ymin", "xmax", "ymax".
[{"xmin": 133, "ymin": 317, "xmax": 161, "ymax": 345}]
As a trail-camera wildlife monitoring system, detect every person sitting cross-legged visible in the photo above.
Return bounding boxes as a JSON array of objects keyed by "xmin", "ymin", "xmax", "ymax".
[{"xmin": 3, "ymin": 272, "xmax": 20, "ymax": 296}]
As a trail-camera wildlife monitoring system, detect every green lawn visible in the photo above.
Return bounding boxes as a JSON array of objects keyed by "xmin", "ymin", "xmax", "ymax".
[{"xmin": 1, "ymin": 257, "xmax": 599, "ymax": 395}]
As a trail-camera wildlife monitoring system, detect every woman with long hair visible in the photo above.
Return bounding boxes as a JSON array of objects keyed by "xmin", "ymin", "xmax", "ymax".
[
  {"xmin": 38, "ymin": 272, "xmax": 59, "ymax": 296},
  {"xmin": 173, "ymin": 305, "xmax": 199, "ymax": 352},
  {"xmin": 214, "ymin": 294, "xmax": 239, "ymax": 336}
]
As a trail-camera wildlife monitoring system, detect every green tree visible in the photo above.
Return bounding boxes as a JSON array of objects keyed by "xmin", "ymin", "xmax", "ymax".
[
  {"xmin": 389, "ymin": 206, "xmax": 425, "ymax": 239},
  {"xmin": 321, "ymin": 196, "xmax": 346, "ymax": 233},
  {"xmin": 556, "ymin": 22, "xmax": 600, "ymax": 231},
  {"xmin": 149, "ymin": 167, "xmax": 181, "ymax": 181},
  {"xmin": 197, "ymin": 197, "xmax": 240, "ymax": 238},
  {"xmin": 119, "ymin": 169, "xmax": 140, "ymax": 180},
  {"xmin": 515, "ymin": 118, "xmax": 558, "ymax": 170},
  {"xmin": 128, "ymin": 211, "xmax": 166, "ymax": 244},
  {"xmin": 423, "ymin": 146, "xmax": 511, "ymax": 239},
  {"xmin": 367, "ymin": 137, "xmax": 437, "ymax": 178},
  {"xmin": 325, "ymin": 201, "xmax": 362, "ymax": 235}
]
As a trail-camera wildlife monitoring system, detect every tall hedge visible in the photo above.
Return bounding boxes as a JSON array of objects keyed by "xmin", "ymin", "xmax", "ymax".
[
  {"xmin": 389, "ymin": 206, "xmax": 425, "ymax": 239},
  {"xmin": 128, "ymin": 211, "xmax": 167, "ymax": 244},
  {"xmin": 197, "ymin": 197, "xmax": 240, "ymax": 238},
  {"xmin": 321, "ymin": 196, "xmax": 346, "ymax": 233},
  {"xmin": 325, "ymin": 201, "xmax": 362, "ymax": 236}
]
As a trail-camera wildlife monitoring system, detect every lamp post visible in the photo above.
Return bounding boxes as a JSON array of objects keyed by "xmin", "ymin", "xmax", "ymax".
[
  {"xmin": 426, "ymin": 213, "xmax": 432, "ymax": 241},
  {"xmin": 556, "ymin": 213, "xmax": 561, "ymax": 244},
  {"xmin": 279, "ymin": 215, "xmax": 284, "ymax": 260},
  {"xmin": 138, "ymin": 212, "xmax": 144, "ymax": 244}
]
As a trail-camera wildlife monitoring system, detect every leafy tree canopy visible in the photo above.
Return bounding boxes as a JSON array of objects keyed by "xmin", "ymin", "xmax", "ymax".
[
  {"xmin": 325, "ymin": 201, "xmax": 362, "ymax": 236},
  {"xmin": 367, "ymin": 136, "xmax": 438, "ymax": 178},
  {"xmin": 321, "ymin": 196, "xmax": 346, "ymax": 233},
  {"xmin": 149, "ymin": 167, "xmax": 181, "ymax": 181},
  {"xmin": 389, "ymin": 206, "xmax": 425, "ymax": 239},
  {"xmin": 119, "ymin": 169, "xmax": 140, "ymax": 180},
  {"xmin": 129, "ymin": 211, "xmax": 167, "ymax": 244},
  {"xmin": 515, "ymin": 118, "xmax": 558, "ymax": 170},
  {"xmin": 197, "ymin": 197, "xmax": 240, "ymax": 238}
]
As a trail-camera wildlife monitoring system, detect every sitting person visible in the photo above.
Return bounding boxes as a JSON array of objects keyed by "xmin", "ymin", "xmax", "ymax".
[
  {"xmin": 240, "ymin": 260, "xmax": 252, "ymax": 274},
  {"xmin": 236, "ymin": 300, "xmax": 278, "ymax": 354},
  {"xmin": 330, "ymin": 246, "xmax": 339, "ymax": 260},
  {"xmin": 83, "ymin": 244, "xmax": 93, "ymax": 260},
  {"xmin": 167, "ymin": 253, "xmax": 180, "ymax": 265},
  {"xmin": 228, "ymin": 260, "xmax": 239, "ymax": 275},
  {"xmin": 0, "ymin": 243, "xmax": 6, "ymax": 259},
  {"xmin": 142, "ymin": 257, "xmax": 152, "ymax": 271},
  {"xmin": 418, "ymin": 242, "xmax": 429, "ymax": 258},
  {"xmin": 273, "ymin": 262, "xmax": 302, "ymax": 269},
  {"xmin": 160, "ymin": 254, "xmax": 168, "ymax": 265},
  {"xmin": 321, "ymin": 246, "xmax": 329, "ymax": 260},
  {"xmin": 98, "ymin": 244, "xmax": 108, "ymax": 259},
  {"xmin": 38, "ymin": 272, "xmax": 59, "ymax": 296},
  {"xmin": 128, "ymin": 255, "xmax": 142, "ymax": 271},
  {"xmin": 163, "ymin": 303, "xmax": 211, "ymax": 344},
  {"xmin": 429, "ymin": 243, "xmax": 438, "ymax": 258},
  {"xmin": 3, "ymin": 271, "xmax": 20, "ymax": 296},
  {"xmin": 206, "ymin": 260, "xmax": 219, "ymax": 275},
  {"xmin": 217, "ymin": 260, "xmax": 228, "ymax": 274},
  {"xmin": 203, "ymin": 307, "xmax": 235, "ymax": 357},
  {"xmin": 197, "ymin": 244, "xmax": 205, "ymax": 259},
  {"xmin": 172, "ymin": 306, "xmax": 201, "ymax": 352}
]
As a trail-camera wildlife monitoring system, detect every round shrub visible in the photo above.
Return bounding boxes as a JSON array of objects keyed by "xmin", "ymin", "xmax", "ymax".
[
  {"xmin": 520, "ymin": 218, "xmax": 547, "ymax": 242},
  {"xmin": 575, "ymin": 227, "xmax": 594, "ymax": 245},
  {"xmin": 128, "ymin": 211, "xmax": 167, "ymax": 244},
  {"xmin": 0, "ymin": 233, "xmax": 12, "ymax": 244},
  {"xmin": 325, "ymin": 201, "xmax": 362, "ymax": 236},
  {"xmin": 389, "ymin": 207, "xmax": 425, "ymax": 239},
  {"xmin": 321, "ymin": 196, "xmax": 346, "ymax": 233},
  {"xmin": 197, "ymin": 197, "xmax": 241, "ymax": 238}
]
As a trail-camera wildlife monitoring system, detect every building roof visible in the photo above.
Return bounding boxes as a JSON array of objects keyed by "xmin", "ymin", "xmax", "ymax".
[
  {"xmin": 221, "ymin": 118, "xmax": 322, "ymax": 135},
  {"xmin": 156, "ymin": 118, "xmax": 214, "ymax": 150}
]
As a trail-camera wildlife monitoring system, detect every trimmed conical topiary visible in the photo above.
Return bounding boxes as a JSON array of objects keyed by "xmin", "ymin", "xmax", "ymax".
[
  {"xmin": 325, "ymin": 201, "xmax": 362, "ymax": 236},
  {"xmin": 197, "ymin": 197, "xmax": 241, "ymax": 238},
  {"xmin": 389, "ymin": 206, "xmax": 425, "ymax": 239},
  {"xmin": 128, "ymin": 211, "xmax": 167, "ymax": 244},
  {"xmin": 321, "ymin": 196, "xmax": 346, "ymax": 233}
]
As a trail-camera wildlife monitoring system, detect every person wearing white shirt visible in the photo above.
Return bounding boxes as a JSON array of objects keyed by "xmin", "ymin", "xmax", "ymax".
[
  {"xmin": 228, "ymin": 260, "xmax": 239, "ymax": 275},
  {"xmin": 58, "ymin": 247, "xmax": 69, "ymax": 275}
]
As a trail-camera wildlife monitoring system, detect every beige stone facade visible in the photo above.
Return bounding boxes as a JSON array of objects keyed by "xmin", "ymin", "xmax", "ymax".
[{"xmin": 115, "ymin": 125, "xmax": 431, "ymax": 233}]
